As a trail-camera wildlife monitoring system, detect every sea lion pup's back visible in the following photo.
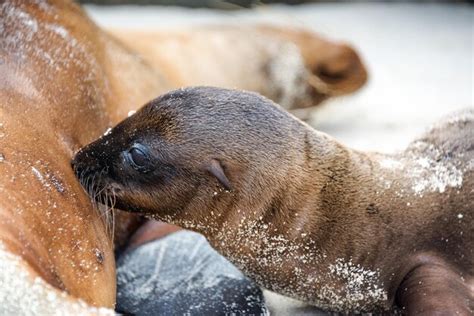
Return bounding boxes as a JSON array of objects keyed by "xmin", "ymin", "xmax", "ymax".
[
  {"xmin": 72, "ymin": 87, "xmax": 473, "ymax": 314},
  {"xmin": 409, "ymin": 109, "xmax": 474, "ymax": 159},
  {"xmin": 400, "ymin": 108, "xmax": 473, "ymax": 269}
]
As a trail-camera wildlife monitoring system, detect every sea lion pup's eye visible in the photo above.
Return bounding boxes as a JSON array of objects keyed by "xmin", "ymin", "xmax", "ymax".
[{"xmin": 125, "ymin": 144, "xmax": 153, "ymax": 173}]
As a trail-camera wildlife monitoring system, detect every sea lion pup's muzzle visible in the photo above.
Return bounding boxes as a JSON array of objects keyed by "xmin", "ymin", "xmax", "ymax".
[{"xmin": 72, "ymin": 143, "xmax": 118, "ymax": 199}]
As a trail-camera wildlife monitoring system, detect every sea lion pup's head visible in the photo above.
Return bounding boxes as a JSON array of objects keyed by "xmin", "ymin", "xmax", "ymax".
[{"xmin": 72, "ymin": 87, "xmax": 304, "ymax": 223}]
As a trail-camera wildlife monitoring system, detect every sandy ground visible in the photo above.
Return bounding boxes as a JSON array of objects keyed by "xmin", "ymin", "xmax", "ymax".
[{"xmin": 86, "ymin": 3, "xmax": 473, "ymax": 315}]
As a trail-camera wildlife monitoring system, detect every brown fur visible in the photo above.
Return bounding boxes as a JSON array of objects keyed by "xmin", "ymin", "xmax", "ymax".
[
  {"xmin": 73, "ymin": 87, "xmax": 473, "ymax": 314},
  {"xmin": 0, "ymin": 0, "xmax": 367, "ymax": 311}
]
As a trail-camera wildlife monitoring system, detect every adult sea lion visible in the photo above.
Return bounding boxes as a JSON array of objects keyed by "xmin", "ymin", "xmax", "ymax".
[
  {"xmin": 0, "ymin": 0, "xmax": 367, "ymax": 312},
  {"xmin": 72, "ymin": 87, "xmax": 473, "ymax": 314}
]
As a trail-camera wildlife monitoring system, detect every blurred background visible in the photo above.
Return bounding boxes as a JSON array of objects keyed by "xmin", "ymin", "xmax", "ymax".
[
  {"xmin": 83, "ymin": 0, "xmax": 473, "ymax": 153},
  {"xmin": 80, "ymin": 0, "xmax": 473, "ymax": 7}
]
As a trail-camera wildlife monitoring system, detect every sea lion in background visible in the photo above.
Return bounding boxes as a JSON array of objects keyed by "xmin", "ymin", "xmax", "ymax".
[
  {"xmin": 73, "ymin": 87, "xmax": 473, "ymax": 314},
  {"xmin": 0, "ymin": 0, "xmax": 367, "ymax": 312},
  {"xmin": 112, "ymin": 25, "xmax": 367, "ymax": 115}
]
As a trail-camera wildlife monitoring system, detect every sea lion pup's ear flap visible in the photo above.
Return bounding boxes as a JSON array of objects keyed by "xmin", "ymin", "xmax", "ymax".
[{"xmin": 206, "ymin": 159, "xmax": 232, "ymax": 191}]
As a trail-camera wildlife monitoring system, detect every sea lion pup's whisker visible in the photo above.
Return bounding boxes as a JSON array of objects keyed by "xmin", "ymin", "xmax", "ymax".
[
  {"xmin": 93, "ymin": 168, "xmax": 116, "ymax": 240},
  {"xmin": 79, "ymin": 169, "xmax": 86, "ymax": 188},
  {"xmin": 85, "ymin": 177, "xmax": 92, "ymax": 199},
  {"xmin": 92, "ymin": 170, "xmax": 103, "ymax": 195},
  {"xmin": 106, "ymin": 188, "xmax": 114, "ymax": 240},
  {"xmin": 102, "ymin": 190, "xmax": 110, "ymax": 237},
  {"xmin": 103, "ymin": 190, "xmax": 116, "ymax": 241},
  {"xmin": 86, "ymin": 173, "xmax": 94, "ymax": 198},
  {"xmin": 95, "ymin": 190, "xmax": 111, "ymax": 237},
  {"xmin": 90, "ymin": 173, "xmax": 98, "ymax": 196},
  {"xmin": 108, "ymin": 192, "xmax": 116, "ymax": 242},
  {"xmin": 95, "ymin": 182, "xmax": 108, "ymax": 200},
  {"xmin": 92, "ymin": 172, "xmax": 105, "ymax": 205},
  {"xmin": 89, "ymin": 180, "xmax": 95, "ymax": 198},
  {"xmin": 89, "ymin": 184, "xmax": 97, "ymax": 206},
  {"xmin": 71, "ymin": 87, "xmax": 473, "ymax": 314},
  {"xmin": 81, "ymin": 170, "xmax": 88, "ymax": 190},
  {"xmin": 85, "ymin": 172, "xmax": 106, "ymax": 226}
]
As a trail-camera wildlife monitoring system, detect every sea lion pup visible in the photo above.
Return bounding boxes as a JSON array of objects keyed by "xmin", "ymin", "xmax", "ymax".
[{"xmin": 72, "ymin": 87, "xmax": 473, "ymax": 314}]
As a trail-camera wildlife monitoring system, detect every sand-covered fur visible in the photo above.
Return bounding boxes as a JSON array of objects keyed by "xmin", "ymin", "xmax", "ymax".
[{"xmin": 73, "ymin": 87, "xmax": 473, "ymax": 313}]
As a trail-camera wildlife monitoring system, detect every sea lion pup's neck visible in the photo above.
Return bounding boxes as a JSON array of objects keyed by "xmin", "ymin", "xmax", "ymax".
[
  {"xmin": 167, "ymin": 122, "xmax": 377, "ymax": 243},
  {"xmin": 160, "ymin": 119, "xmax": 395, "ymax": 310}
]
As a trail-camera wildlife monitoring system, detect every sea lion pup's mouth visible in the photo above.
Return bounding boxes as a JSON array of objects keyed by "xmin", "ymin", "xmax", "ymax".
[
  {"xmin": 71, "ymin": 148, "xmax": 120, "ymax": 209},
  {"xmin": 71, "ymin": 150, "xmax": 122, "ymax": 237}
]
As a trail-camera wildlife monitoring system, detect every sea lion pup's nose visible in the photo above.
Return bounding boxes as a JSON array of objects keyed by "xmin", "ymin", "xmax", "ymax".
[
  {"xmin": 71, "ymin": 149, "xmax": 101, "ymax": 181},
  {"xmin": 71, "ymin": 153, "xmax": 87, "ymax": 180}
]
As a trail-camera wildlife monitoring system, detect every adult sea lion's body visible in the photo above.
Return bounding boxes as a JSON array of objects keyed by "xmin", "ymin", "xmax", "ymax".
[
  {"xmin": 0, "ymin": 0, "xmax": 367, "ymax": 312},
  {"xmin": 73, "ymin": 87, "xmax": 473, "ymax": 314}
]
